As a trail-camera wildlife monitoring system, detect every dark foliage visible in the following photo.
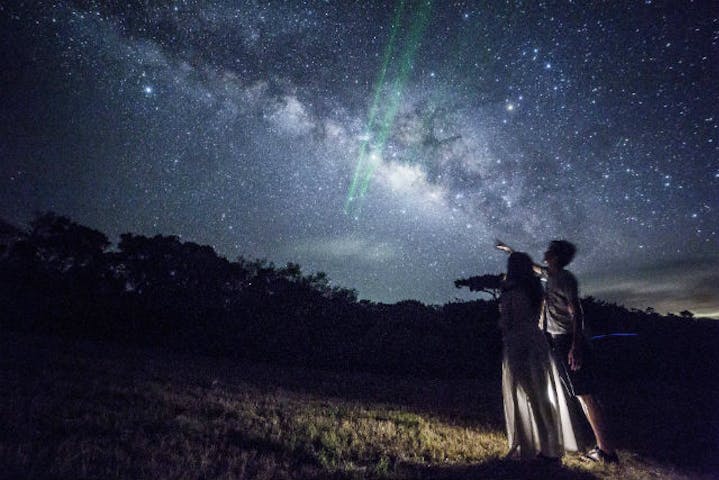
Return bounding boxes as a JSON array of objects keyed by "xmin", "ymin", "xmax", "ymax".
[
  {"xmin": 1, "ymin": 212, "xmax": 717, "ymax": 384},
  {"xmin": 454, "ymin": 274, "xmax": 503, "ymax": 300}
]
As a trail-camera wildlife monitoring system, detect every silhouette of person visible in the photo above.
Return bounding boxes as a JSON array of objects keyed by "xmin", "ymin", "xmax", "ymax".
[
  {"xmin": 496, "ymin": 239, "xmax": 618, "ymax": 463},
  {"xmin": 499, "ymin": 252, "xmax": 562, "ymax": 461}
]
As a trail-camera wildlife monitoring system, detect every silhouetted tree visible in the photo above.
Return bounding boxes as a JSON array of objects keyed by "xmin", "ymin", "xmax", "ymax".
[
  {"xmin": 29, "ymin": 212, "xmax": 110, "ymax": 272},
  {"xmin": 454, "ymin": 274, "xmax": 502, "ymax": 300},
  {"xmin": 2, "ymin": 213, "xmax": 717, "ymax": 382}
]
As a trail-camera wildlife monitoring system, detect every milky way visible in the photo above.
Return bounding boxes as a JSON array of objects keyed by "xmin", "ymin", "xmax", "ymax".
[{"xmin": 1, "ymin": 1, "xmax": 717, "ymax": 316}]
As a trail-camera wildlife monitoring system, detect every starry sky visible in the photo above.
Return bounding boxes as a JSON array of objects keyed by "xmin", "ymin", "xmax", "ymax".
[{"xmin": 1, "ymin": 1, "xmax": 717, "ymax": 317}]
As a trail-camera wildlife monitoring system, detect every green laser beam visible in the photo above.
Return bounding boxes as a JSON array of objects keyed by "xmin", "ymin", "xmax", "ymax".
[
  {"xmin": 345, "ymin": 0, "xmax": 406, "ymax": 215},
  {"xmin": 345, "ymin": 0, "xmax": 433, "ymax": 217}
]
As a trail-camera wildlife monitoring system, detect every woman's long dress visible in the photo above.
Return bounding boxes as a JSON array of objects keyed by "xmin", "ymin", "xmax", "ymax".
[{"xmin": 500, "ymin": 287, "xmax": 588, "ymax": 459}]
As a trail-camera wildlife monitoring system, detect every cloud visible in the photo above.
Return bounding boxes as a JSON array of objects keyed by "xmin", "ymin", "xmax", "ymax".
[
  {"xmin": 583, "ymin": 256, "xmax": 719, "ymax": 318},
  {"xmin": 375, "ymin": 161, "xmax": 447, "ymax": 205},
  {"xmin": 267, "ymin": 95, "xmax": 315, "ymax": 136},
  {"xmin": 290, "ymin": 235, "xmax": 398, "ymax": 264}
]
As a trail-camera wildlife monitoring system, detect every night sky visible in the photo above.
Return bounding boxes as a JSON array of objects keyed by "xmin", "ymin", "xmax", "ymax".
[{"xmin": 2, "ymin": 1, "xmax": 717, "ymax": 317}]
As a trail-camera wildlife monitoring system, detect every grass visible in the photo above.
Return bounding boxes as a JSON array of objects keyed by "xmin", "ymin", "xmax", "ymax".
[{"xmin": 1, "ymin": 333, "xmax": 715, "ymax": 479}]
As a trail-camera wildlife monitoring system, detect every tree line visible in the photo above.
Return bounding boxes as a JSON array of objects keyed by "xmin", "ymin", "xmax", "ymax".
[{"xmin": 1, "ymin": 212, "xmax": 716, "ymax": 381}]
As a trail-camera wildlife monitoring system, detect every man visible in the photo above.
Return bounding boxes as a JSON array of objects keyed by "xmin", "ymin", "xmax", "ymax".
[{"xmin": 496, "ymin": 239, "xmax": 618, "ymax": 463}]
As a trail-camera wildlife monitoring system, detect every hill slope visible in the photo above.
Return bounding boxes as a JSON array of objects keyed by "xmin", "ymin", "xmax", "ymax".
[{"xmin": 1, "ymin": 333, "xmax": 714, "ymax": 479}]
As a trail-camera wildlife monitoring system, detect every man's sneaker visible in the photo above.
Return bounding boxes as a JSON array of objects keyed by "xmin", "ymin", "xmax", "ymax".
[{"xmin": 582, "ymin": 446, "xmax": 619, "ymax": 464}]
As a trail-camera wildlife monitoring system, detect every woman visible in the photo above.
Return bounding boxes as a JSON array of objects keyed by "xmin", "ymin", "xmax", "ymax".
[{"xmin": 499, "ymin": 252, "xmax": 585, "ymax": 461}]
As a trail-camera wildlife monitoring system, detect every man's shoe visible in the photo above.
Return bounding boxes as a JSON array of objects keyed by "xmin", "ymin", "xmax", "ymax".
[{"xmin": 582, "ymin": 446, "xmax": 619, "ymax": 464}]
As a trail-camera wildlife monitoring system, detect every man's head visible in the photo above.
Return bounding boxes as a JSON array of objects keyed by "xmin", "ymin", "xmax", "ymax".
[{"xmin": 544, "ymin": 240, "xmax": 576, "ymax": 269}]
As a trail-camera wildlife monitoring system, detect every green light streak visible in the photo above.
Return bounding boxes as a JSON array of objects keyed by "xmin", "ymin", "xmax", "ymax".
[
  {"xmin": 345, "ymin": 0, "xmax": 433, "ymax": 216},
  {"xmin": 345, "ymin": 0, "xmax": 405, "ymax": 215}
]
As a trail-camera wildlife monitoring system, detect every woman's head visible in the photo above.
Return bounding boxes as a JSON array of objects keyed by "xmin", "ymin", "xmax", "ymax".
[
  {"xmin": 505, "ymin": 252, "xmax": 543, "ymax": 311},
  {"xmin": 506, "ymin": 252, "xmax": 535, "ymax": 281}
]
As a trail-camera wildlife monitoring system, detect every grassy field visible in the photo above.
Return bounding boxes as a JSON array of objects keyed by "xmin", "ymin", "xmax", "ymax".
[{"xmin": 1, "ymin": 333, "xmax": 715, "ymax": 479}]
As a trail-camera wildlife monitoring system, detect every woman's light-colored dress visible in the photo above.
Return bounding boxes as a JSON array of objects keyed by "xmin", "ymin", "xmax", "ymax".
[{"xmin": 500, "ymin": 285, "xmax": 588, "ymax": 459}]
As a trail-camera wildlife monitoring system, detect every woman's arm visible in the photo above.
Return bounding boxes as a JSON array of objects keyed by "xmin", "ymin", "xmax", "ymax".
[
  {"xmin": 494, "ymin": 239, "xmax": 514, "ymax": 254},
  {"xmin": 495, "ymin": 239, "xmax": 546, "ymax": 277}
]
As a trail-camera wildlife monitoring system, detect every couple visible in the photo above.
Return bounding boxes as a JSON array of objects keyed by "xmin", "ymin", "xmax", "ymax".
[{"xmin": 495, "ymin": 240, "xmax": 618, "ymax": 463}]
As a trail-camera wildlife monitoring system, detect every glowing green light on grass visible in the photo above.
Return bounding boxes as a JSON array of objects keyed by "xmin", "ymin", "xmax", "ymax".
[{"xmin": 345, "ymin": 0, "xmax": 433, "ymax": 216}]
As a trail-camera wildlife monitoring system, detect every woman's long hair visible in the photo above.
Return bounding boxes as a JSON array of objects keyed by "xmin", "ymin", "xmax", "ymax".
[{"xmin": 504, "ymin": 252, "xmax": 543, "ymax": 313}]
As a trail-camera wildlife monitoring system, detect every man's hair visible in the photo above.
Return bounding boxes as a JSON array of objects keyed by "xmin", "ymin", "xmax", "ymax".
[{"xmin": 549, "ymin": 240, "xmax": 576, "ymax": 268}]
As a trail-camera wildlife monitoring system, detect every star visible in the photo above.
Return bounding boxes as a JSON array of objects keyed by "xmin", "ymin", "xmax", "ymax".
[{"xmin": 0, "ymin": 0, "xmax": 714, "ymax": 316}]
